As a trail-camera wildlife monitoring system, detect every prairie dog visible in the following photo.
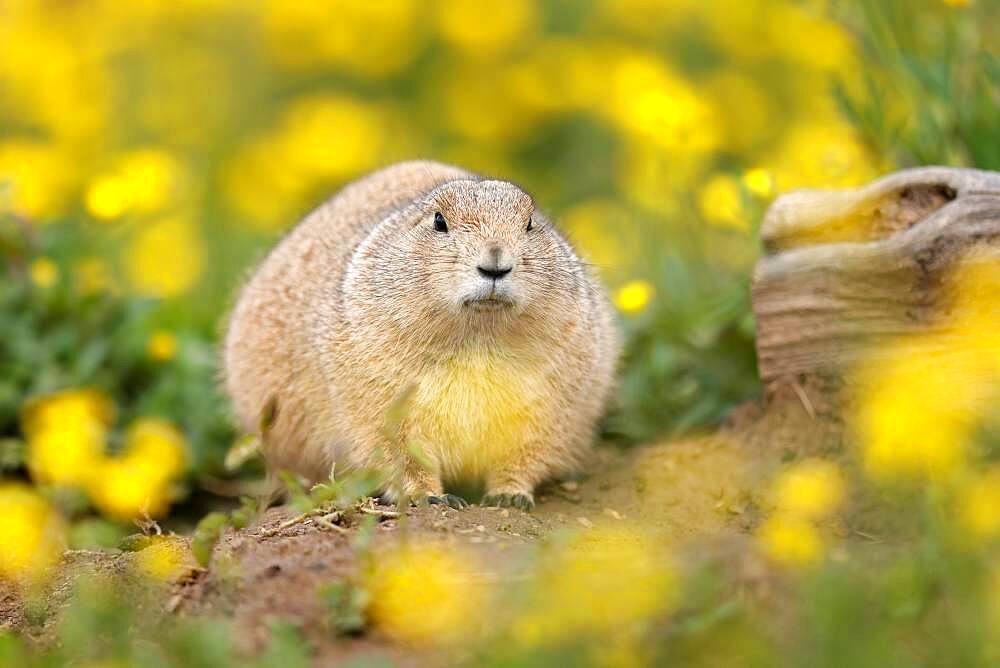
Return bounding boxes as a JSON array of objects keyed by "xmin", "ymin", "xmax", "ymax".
[{"xmin": 223, "ymin": 161, "xmax": 620, "ymax": 509}]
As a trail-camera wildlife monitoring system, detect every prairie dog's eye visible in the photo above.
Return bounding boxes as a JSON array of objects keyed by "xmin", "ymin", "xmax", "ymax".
[
  {"xmin": 434, "ymin": 211, "xmax": 448, "ymax": 233},
  {"xmin": 526, "ymin": 216, "xmax": 533, "ymax": 232}
]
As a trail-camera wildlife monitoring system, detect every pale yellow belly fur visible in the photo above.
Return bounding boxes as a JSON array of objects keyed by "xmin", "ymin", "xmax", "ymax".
[{"xmin": 407, "ymin": 349, "xmax": 547, "ymax": 480}]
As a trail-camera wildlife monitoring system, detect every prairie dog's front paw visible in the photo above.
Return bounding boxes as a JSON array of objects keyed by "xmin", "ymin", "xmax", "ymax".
[
  {"xmin": 481, "ymin": 491, "xmax": 535, "ymax": 511},
  {"xmin": 427, "ymin": 494, "xmax": 469, "ymax": 509}
]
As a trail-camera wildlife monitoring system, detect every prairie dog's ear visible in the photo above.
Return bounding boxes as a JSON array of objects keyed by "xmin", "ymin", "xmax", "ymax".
[{"xmin": 752, "ymin": 167, "xmax": 1000, "ymax": 381}]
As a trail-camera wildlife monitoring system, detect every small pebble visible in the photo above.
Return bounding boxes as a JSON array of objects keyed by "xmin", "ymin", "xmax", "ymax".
[
  {"xmin": 560, "ymin": 480, "xmax": 579, "ymax": 492},
  {"xmin": 603, "ymin": 508, "xmax": 623, "ymax": 520},
  {"xmin": 576, "ymin": 517, "xmax": 594, "ymax": 528}
]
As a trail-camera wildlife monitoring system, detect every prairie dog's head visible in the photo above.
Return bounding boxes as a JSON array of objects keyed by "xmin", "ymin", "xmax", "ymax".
[{"xmin": 346, "ymin": 178, "xmax": 581, "ymax": 336}]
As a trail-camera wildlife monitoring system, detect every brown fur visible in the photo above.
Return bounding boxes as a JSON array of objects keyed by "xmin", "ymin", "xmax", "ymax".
[{"xmin": 223, "ymin": 161, "xmax": 620, "ymax": 506}]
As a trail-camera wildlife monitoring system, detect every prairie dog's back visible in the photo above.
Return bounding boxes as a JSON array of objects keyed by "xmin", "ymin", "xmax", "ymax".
[{"xmin": 223, "ymin": 161, "xmax": 473, "ymax": 478}]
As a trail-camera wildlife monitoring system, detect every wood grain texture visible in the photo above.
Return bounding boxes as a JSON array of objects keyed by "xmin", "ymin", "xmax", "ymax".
[{"xmin": 752, "ymin": 167, "xmax": 1000, "ymax": 381}]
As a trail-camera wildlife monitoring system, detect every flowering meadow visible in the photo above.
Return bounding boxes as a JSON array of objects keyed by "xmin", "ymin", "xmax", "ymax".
[{"xmin": 1, "ymin": 0, "xmax": 999, "ymax": 665}]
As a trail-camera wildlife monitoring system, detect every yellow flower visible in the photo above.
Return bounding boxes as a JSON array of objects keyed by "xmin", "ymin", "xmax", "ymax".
[
  {"xmin": 856, "ymin": 254, "xmax": 1000, "ymax": 484},
  {"xmin": 766, "ymin": 119, "xmax": 882, "ymax": 193},
  {"xmin": 88, "ymin": 456, "xmax": 175, "ymax": 521},
  {"xmin": 757, "ymin": 516, "xmax": 824, "ymax": 568},
  {"xmin": 772, "ymin": 460, "xmax": 845, "ymax": 520},
  {"xmin": 615, "ymin": 280, "xmax": 654, "ymax": 315},
  {"xmin": 0, "ymin": 482, "xmax": 67, "ymax": 584},
  {"xmin": 27, "ymin": 422, "xmax": 106, "ymax": 488},
  {"xmin": 147, "ymin": 330, "xmax": 178, "ymax": 362},
  {"xmin": 512, "ymin": 527, "xmax": 675, "ymax": 646},
  {"xmin": 224, "ymin": 95, "xmax": 392, "ymax": 229},
  {"xmin": 742, "ymin": 168, "xmax": 775, "ymax": 198},
  {"xmin": 0, "ymin": 140, "xmax": 76, "ymax": 221},
  {"xmin": 21, "ymin": 389, "xmax": 116, "ymax": 440},
  {"xmin": 697, "ymin": 174, "xmax": 748, "ymax": 231},
  {"xmin": 856, "ymin": 339, "xmax": 988, "ymax": 483},
  {"xmin": 87, "ymin": 417, "xmax": 188, "ymax": 521},
  {"xmin": 942, "ymin": 0, "xmax": 970, "ymax": 7},
  {"xmin": 85, "ymin": 149, "xmax": 184, "ymax": 221},
  {"xmin": 604, "ymin": 53, "xmax": 720, "ymax": 157},
  {"xmin": 367, "ymin": 543, "xmax": 486, "ymax": 645},
  {"xmin": 124, "ymin": 216, "xmax": 205, "ymax": 297},
  {"xmin": 435, "ymin": 0, "xmax": 537, "ymax": 57},
  {"xmin": 956, "ymin": 467, "xmax": 1000, "ymax": 543},
  {"xmin": 21, "ymin": 388, "xmax": 112, "ymax": 488},
  {"xmin": 124, "ymin": 417, "xmax": 188, "ymax": 481},
  {"xmin": 29, "ymin": 257, "xmax": 59, "ymax": 289},
  {"xmin": 134, "ymin": 536, "xmax": 192, "ymax": 582}
]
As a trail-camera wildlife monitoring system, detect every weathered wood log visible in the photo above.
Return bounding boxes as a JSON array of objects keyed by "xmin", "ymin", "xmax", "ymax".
[{"xmin": 752, "ymin": 167, "xmax": 1000, "ymax": 382}]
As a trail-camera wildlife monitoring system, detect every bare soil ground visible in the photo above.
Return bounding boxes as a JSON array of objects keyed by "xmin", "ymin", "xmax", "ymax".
[{"xmin": 1, "ymin": 380, "xmax": 863, "ymax": 665}]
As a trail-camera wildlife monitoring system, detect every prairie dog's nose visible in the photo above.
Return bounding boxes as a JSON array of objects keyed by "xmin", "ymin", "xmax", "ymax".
[{"xmin": 477, "ymin": 245, "xmax": 513, "ymax": 280}]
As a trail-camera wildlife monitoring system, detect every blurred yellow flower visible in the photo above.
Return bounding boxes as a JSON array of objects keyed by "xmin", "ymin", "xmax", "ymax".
[
  {"xmin": 949, "ymin": 256, "xmax": 1000, "ymax": 340},
  {"xmin": 512, "ymin": 527, "xmax": 675, "ymax": 646},
  {"xmin": 148, "ymin": 330, "xmax": 178, "ymax": 362},
  {"xmin": 125, "ymin": 417, "xmax": 189, "ymax": 481},
  {"xmin": 698, "ymin": 174, "xmax": 748, "ymax": 231},
  {"xmin": 281, "ymin": 96, "xmax": 388, "ymax": 180},
  {"xmin": 85, "ymin": 149, "xmax": 184, "ymax": 221},
  {"xmin": 22, "ymin": 389, "xmax": 187, "ymax": 520},
  {"xmin": 615, "ymin": 280, "xmax": 654, "ymax": 315},
  {"xmin": 134, "ymin": 536, "xmax": 192, "ymax": 582},
  {"xmin": 757, "ymin": 515, "xmax": 824, "ymax": 568},
  {"xmin": 21, "ymin": 388, "xmax": 116, "ymax": 440},
  {"xmin": 858, "ymin": 349, "xmax": 976, "ymax": 483},
  {"xmin": 435, "ymin": 0, "xmax": 537, "ymax": 57},
  {"xmin": 89, "ymin": 456, "xmax": 175, "ymax": 521},
  {"xmin": 768, "ymin": 6, "xmax": 855, "ymax": 73},
  {"xmin": 742, "ymin": 168, "xmax": 775, "ymax": 198},
  {"xmin": 0, "ymin": 140, "xmax": 76, "ymax": 221},
  {"xmin": 367, "ymin": 543, "xmax": 486, "ymax": 645},
  {"xmin": 0, "ymin": 482, "xmax": 67, "ymax": 584},
  {"xmin": 224, "ymin": 95, "xmax": 392, "ymax": 229},
  {"xmin": 88, "ymin": 416, "xmax": 188, "ymax": 521},
  {"xmin": 29, "ymin": 257, "xmax": 60, "ymax": 289},
  {"xmin": 27, "ymin": 422, "xmax": 106, "ymax": 488},
  {"xmin": 772, "ymin": 460, "xmax": 845, "ymax": 520},
  {"xmin": 766, "ymin": 119, "xmax": 881, "ymax": 192},
  {"xmin": 605, "ymin": 53, "xmax": 720, "ymax": 156},
  {"xmin": 855, "ymin": 254, "xmax": 1000, "ymax": 484},
  {"xmin": 124, "ymin": 216, "xmax": 205, "ymax": 297},
  {"xmin": 956, "ymin": 467, "xmax": 1000, "ymax": 543}
]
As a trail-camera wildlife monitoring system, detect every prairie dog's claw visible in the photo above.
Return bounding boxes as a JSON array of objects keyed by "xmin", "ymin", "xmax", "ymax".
[
  {"xmin": 482, "ymin": 492, "xmax": 535, "ymax": 511},
  {"xmin": 427, "ymin": 494, "xmax": 469, "ymax": 509}
]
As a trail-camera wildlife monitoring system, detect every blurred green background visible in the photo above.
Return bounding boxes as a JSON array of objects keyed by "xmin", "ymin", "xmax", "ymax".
[{"xmin": 0, "ymin": 0, "xmax": 997, "ymax": 519}]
